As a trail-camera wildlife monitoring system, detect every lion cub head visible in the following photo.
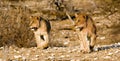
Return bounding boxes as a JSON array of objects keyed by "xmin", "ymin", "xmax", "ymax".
[
  {"xmin": 74, "ymin": 13, "xmax": 89, "ymax": 30},
  {"xmin": 29, "ymin": 16, "xmax": 40, "ymax": 31}
]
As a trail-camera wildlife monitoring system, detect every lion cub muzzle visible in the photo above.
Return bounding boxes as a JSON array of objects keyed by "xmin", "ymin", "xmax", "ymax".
[{"xmin": 75, "ymin": 26, "xmax": 84, "ymax": 31}]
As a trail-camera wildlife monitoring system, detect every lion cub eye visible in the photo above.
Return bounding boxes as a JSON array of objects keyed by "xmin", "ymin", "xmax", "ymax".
[
  {"xmin": 77, "ymin": 20, "xmax": 80, "ymax": 22},
  {"xmin": 30, "ymin": 27, "xmax": 38, "ymax": 31}
]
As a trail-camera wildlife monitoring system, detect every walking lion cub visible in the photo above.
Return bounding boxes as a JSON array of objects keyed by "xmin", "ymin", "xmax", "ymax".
[
  {"xmin": 29, "ymin": 16, "xmax": 51, "ymax": 49},
  {"xmin": 74, "ymin": 13, "xmax": 96, "ymax": 53}
]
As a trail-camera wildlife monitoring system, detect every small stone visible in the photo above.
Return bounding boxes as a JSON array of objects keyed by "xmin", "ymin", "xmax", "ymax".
[
  {"xmin": 60, "ymin": 55, "xmax": 65, "ymax": 58},
  {"xmin": 104, "ymin": 56, "xmax": 111, "ymax": 59},
  {"xmin": 14, "ymin": 55, "xmax": 22, "ymax": 58},
  {"xmin": 35, "ymin": 55, "xmax": 39, "ymax": 57},
  {"xmin": 108, "ymin": 52, "xmax": 113, "ymax": 55},
  {"xmin": 94, "ymin": 57, "xmax": 98, "ymax": 60},
  {"xmin": 0, "ymin": 47, "xmax": 3, "ymax": 50},
  {"xmin": 100, "ymin": 36, "xmax": 105, "ymax": 40}
]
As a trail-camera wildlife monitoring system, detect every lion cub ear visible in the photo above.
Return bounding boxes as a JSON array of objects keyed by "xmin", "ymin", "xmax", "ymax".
[
  {"xmin": 83, "ymin": 15, "xmax": 89, "ymax": 21},
  {"xmin": 30, "ymin": 16, "xmax": 40, "ymax": 20},
  {"xmin": 30, "ymin": 16, "xmax": 33, "ymax": 19}
]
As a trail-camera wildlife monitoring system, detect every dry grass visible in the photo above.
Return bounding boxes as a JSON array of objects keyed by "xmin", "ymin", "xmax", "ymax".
[{"xmin": 0, "ymin": 1, "xmax": 35, "ymax": 47}]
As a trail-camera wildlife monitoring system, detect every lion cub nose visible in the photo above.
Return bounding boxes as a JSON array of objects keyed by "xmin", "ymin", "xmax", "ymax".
[{"xmin": 30, "ymin": 27, "xmax": 38, "ymax": 31}]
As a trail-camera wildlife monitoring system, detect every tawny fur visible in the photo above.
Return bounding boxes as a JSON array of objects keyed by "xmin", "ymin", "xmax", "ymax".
[
  {"xmin": 29, "ymin": 16, "xmax": 51, "ymax": 49},
  {"xmin": 74, "ymin": 13, "xmax": 96, "ymax": 53}
]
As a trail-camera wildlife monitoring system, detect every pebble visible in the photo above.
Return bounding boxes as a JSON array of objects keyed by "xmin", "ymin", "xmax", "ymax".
[
  {"xmin": 104, "ymin": 56, "xmax": 111, "ymax": 59},
  {"xmin": 14, "ymin": 55, "xmax": 22, "ymax": 58},
  {"xmin": 0, "ymin": 47, "xmax": 3, "ymax": 50},
  {"xmin": 108, "ymin": 52, "xmax": 113, "ymax": 55},
  {"xmin": 100, "ymin": 36, "xmax": 105, "ymax": 40}
]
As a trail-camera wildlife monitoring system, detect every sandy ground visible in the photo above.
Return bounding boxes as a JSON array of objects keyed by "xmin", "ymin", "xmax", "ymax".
[{"xmin": 0, "ymin": 44, "xmax": 120, "ymax": 61}]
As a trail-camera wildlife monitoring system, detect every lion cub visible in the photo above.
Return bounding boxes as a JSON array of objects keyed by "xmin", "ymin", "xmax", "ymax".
[
  {"xmin": 74, "ymin": 13, "xmax": 96, "ymax": 53},
  {"xmin": 29, "ymin": 16, "xmax": 51, "ymax": 49}
]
